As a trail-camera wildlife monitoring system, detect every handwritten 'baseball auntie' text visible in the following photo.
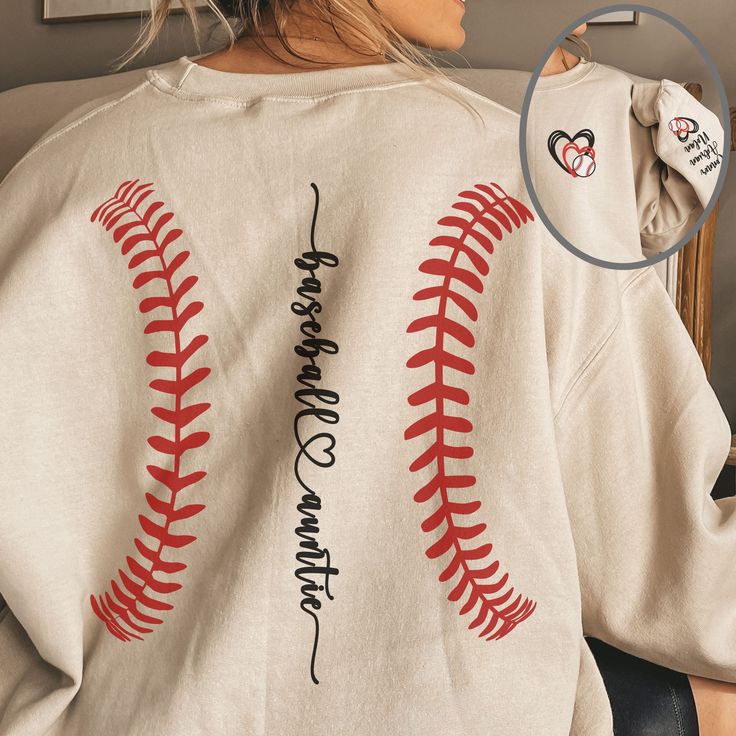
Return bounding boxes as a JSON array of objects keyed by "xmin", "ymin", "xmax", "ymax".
[{"xmin": 290, "ymin": 182, "xmax": 341, "ymax": 686}]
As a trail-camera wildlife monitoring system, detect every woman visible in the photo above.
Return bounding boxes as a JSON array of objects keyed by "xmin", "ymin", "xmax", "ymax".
[{"xmin": 0, "ymin": 2, "xmax": 734, "ymax": 734}]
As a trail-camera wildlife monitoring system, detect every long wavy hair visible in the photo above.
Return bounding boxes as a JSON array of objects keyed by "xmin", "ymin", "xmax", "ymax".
[
  {"xmin": 112, "ymin": 0, "xmax": 482, "ymax": 119},
  {"xmin": 112, "ymin": 0, "xmax": 485, "ymax": 118}
]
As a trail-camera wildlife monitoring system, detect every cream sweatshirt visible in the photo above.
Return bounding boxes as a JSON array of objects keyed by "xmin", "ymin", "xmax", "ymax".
[
  {"xmin": 0, "ymin": 56, "xmax": 733, "ymax": 736},
  {"xmin": 526, "ymin": 60, "xmax": 725, "ymax": 263}
]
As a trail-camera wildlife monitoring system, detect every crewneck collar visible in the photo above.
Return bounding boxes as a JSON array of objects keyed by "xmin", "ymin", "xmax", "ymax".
[
  {"xmin": 147, "ymin": 55, "xmax": 422, "ymax": 102},
  {"xmin": 533, "ymin": 59, "xmax": 597, "ymax": 91}
]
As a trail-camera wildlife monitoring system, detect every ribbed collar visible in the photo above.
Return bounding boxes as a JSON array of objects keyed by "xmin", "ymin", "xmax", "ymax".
[
  {"xmin": 147, "ymin": 54, "xmax": 422, "ymax": 101},
  {"xmin": 533, "ymin": 59, "xmax": 597, "ymax": 91}
]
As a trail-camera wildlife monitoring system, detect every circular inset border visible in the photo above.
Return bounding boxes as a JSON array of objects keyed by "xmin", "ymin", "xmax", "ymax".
[{"xmin": 518, "ymin": 3, "xmax": 731, "ymax": 270}]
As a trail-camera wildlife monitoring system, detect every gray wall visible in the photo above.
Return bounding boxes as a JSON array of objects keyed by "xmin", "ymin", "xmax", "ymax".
[
  {"xmin": 1, "ymin": 0, "xmax": 734, "ymax": 425},
  {"xmin": 0, "ymin": 2, "xmax": 205, "ymax": 92}
]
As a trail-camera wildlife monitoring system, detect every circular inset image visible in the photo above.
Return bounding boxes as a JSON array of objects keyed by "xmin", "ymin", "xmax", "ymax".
[{"xmin": 519, "ymin": 4, "xmax": 730, "ymax": 269}]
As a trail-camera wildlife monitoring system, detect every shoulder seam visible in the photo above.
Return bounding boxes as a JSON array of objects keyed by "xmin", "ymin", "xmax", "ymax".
[
  {"xmin": 552, "ymin": 267, "xmax": 652, "ymax": 419},
  {"xmin": 440, "ymin": 75, "xmax": 522, "ymax": 119},
  {"xmin": 0, "ymin": 79, "xmax": 151, "ymax": 191}
]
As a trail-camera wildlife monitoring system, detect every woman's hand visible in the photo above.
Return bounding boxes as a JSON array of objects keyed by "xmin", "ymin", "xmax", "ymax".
[
  {"xmin": 539, "ymin": 47, "xmax": 581, "ymax": 76},
  {"xmin": 539, "ymin": 22, "xmax": 587, "ymax": 77}
]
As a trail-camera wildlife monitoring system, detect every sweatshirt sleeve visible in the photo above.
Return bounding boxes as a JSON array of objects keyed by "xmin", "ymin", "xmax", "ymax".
[
  {"xmin": 630, "ymin": 79, "xmax": 725, "ymax": 253},
  {"xmin": 554, "ymin": 266, "xmax": 736, "ymax": 682},
  {"xmin": 0, "ymin": 157, "xmax": 86, "ymax": 732}
]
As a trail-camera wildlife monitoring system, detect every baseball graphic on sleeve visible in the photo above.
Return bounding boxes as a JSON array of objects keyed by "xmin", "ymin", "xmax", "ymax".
[{"xmin": 668, "ymin": 116, "xmax": 699, "ymax": 142}]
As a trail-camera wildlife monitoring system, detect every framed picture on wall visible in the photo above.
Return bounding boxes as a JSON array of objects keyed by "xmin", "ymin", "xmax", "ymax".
[
  {"xmin": 43, "ymin": 0, "xmax": 208, "ymax": 22},
  {"xmin": 588, "ymin": 11, "xmax": 640, "ymax": 25}
]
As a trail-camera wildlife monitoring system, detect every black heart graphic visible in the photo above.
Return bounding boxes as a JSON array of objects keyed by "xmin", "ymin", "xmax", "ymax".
[
  {"xmin": 547, "ymin": 128, "xmax": 596, "ymax": 175},
  {"xmin": 302, "ymin": 431, "xmax": 337, "ymax": 468}
]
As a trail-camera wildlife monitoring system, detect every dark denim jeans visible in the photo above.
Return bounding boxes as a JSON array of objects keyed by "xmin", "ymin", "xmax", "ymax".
[{"xmin": 586, "ymin": 637, "xmax": 699, "ymax": 736}]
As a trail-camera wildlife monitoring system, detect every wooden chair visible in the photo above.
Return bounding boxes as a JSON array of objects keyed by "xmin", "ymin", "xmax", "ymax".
[{"xmin": 676, "ymin": 84, "xmax": 735, "ymax": 467}]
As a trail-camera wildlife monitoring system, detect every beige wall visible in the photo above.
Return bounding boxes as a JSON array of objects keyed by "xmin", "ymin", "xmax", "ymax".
[{"xmin": 1, "ymin": 0, "xmax": 734, "ymax": 425}]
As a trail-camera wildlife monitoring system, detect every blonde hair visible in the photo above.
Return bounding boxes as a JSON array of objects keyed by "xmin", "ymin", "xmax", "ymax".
[{"xmin": 112, "ymin": 0, "xmax": 484, "ymax": 122}]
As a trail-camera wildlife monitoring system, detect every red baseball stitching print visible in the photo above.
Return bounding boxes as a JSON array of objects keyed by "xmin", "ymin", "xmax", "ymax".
[
  {"xmin": 404, "ymin": 182, "xmax": 537, "ymax": 641},
  {"xmin": 88, "ymin": 179, "xmax": 212, "ymax": 642}
]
